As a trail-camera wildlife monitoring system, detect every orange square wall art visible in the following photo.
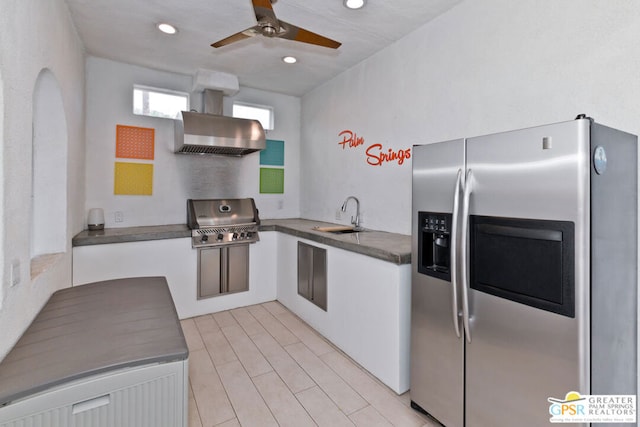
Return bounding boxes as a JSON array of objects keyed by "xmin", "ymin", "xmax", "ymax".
[{"xmin": 116, "ymin": 125, "xmax": 155, "ymax": 160}]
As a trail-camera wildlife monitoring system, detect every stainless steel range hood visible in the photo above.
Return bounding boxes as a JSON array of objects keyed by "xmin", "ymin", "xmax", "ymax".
[{"xmin": 175, "ymin": 89, "xmax": 266, "ymax": 156}]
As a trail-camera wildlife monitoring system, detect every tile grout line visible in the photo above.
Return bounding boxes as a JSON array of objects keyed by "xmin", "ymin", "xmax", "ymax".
[
  {"xmin": 256, "ymin": 302, "xmax": 371, "ymax": 419},
  {"xmin": 265, "ymin": 305, "xmax": 418, "ymax": 425},
  {"xmin": 192, "ymin": 313, "xmax": 239, "ymax": 426},
  {"xmin": 245, "ymin": 305, "xmax": 321, "ymax": 426},
  {"xmin": 250, "ymin": 370, "xmax": 319, "ymax": 427},
  {"xmin": 187, "ymin": 302, "xmax": 433, "ymax": 427},
  {"xmin": 255, "ymin": 302, "xmax": 303, "ymax": 344},
  {"xmin": 282, "ymin": 342, "xmax": 368, "ymax": 418},
  {"xmin": 188, "ymin": 382, "xmax": 203, "ymax": 427},
  {"xmin": 213, "ymin": 306, "xmax": 292, "ymax": 426}
]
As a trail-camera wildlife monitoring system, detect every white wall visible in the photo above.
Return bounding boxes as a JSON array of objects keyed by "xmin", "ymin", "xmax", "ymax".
[
  {"xmin": 299, "ymin": 0, "xmax": 640, "ymax": 400},
  {"xmin": 0, "ymin": 0, "xmax": 85, "ymax": 360},
  {"xmin": 301, "ymin": 0, "xmax": 640, "ymax": 235},
  {"xmin": 85, "ymin": 57, "xmax": 301, "ymax": 228}
]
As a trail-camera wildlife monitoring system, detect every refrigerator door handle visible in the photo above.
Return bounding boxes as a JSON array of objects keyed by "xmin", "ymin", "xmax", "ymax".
[
  {"xmin": 461, "ymin": 168, "xmax": 473, "ymax": 343},
  {"xmin": 450, "ymin": 168, "xmax": 463, "ymax": 338}
]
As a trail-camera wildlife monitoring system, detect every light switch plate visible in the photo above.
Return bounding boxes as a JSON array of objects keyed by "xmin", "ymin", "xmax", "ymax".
[{"xmin": 10, "ymin": 260, "xmax": 20, "ymax": 287}]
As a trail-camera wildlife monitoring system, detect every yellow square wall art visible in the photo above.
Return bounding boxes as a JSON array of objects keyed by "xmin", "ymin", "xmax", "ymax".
[{"xmin": 114, "ymin": 162, "xmax": 153, "ymax": 195}]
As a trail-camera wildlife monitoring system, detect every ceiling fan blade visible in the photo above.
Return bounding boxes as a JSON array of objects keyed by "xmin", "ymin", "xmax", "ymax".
[
  {"xmin": 252, "ymin": 0, "xmax": 278, "ymax": 23},
  {"xmin": 278, "ymin": 20, "xmax": 341, "ymax": 49},
  {"xmin": 211, "ymin": 27, "xmax": 257, "ymax": 48},
  {"xmin": 211, "ymin": 1, "xmax": 340, "ymax": 49}
]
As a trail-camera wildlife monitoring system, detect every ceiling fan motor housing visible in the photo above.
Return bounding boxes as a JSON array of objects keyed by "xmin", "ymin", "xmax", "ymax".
[{"xmin": 259, "ymin": 20, "xmax": 279, "ymax": 37}]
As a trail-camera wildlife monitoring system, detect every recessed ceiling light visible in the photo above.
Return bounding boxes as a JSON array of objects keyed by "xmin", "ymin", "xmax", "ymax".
[
  {"xmin": 344, "ymin": 0, "xmax": 366, "ymax": 10},
  {"xmin": 282, "ymin": 56, "xmax": 297, "ymax": 64},
  {"xmin": 157, "ymin": 23, "xmax": 177, "ymax": 35}
]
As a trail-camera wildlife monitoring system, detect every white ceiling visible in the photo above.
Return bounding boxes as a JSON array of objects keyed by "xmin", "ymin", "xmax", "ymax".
[{"xmin": 64, "ymin": 0, "xmax": 462, "ymax": 96}]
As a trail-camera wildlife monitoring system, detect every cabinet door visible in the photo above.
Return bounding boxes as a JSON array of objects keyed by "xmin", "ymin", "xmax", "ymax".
[
  {"xmin": 465, "ymin": 120, "xmax": 588, "ymax": 425},
  {"xmin": 226, "ymin": 245, "xmax": 249, "ymax": 294},
  {"xmin": 198, "ymin": 247, "xmax": 222, "ymax": 298},
  {"xmin": 311, "ymin": 247, "xmax": 327, "ymax": 311},
  {"xmin": 297, "ymin": 241, "xmax": 327, "ymax": 311},
  {"xmin": 297, "ymin": 242, "xmax": 312, "ymax": 300}
]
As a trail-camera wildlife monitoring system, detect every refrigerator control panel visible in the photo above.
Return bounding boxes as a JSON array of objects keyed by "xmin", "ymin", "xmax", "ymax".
[
  {"xmin": 417, "ymin": 211, "xmax": 452, "ymax": 282},
  {"xmin": 421, "ymin": 213, "xmax": 450, "ymax": 233}
]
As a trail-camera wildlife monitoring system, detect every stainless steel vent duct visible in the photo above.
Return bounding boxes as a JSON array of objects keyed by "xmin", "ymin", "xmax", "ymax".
[{"xmin": 175, "ymin": 89, "xmax": 266, "ymax": 156}]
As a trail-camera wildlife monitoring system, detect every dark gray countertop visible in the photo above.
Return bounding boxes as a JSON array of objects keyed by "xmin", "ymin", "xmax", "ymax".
[
  {"xmin": 0, "ymin": 277, "xmax": 188, "ymax": 406},
  {"xmin": 260, "ymin": 219, "xmax": 411, "ymax": 265},
  {"xmin": 72, "ymin": 219, "xmax": 411, "ymax": 265},
  {"xmin": 72, "ymin": 223, "xmax": 191, "ymax": 246}
]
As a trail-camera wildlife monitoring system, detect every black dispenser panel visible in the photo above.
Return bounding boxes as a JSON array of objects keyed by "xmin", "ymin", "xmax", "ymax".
[
  {"xmin": 469, "ymin": 216, "xmax": 575, "ymax": 317},
  {"xmin": 417, "ymin": 211, "xmax": 452, "ymax": 282}
]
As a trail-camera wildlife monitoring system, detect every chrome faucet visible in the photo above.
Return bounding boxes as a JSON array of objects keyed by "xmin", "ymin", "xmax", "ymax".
[{"xmin": 341, "ymin": 196, "xmax": 362, "ymax": 230}]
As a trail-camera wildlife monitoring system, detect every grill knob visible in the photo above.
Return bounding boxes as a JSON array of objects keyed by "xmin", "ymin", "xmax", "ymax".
[
  {"xmin": 232, "ymin": 232, "xmax": 238, "ymax": 240},
  {"xmin": 239, "ymin": 232, "xmax": 245, "ymax": 239},
  {"xmin": 217, "ymin": 233, "xmax": 224, "ymax": 241},
  {"xmin": 201, "ymin": 235, "xmax": 209, "ymax": 242},
  {"xmin": 246, "ymin": 232, "xmax": 253, "ymax": 238}
]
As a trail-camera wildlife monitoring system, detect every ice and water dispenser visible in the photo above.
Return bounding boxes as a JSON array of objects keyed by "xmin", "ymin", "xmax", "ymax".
[{"xmin": 417, "ymin": 212, "xmax": 452, "ymax": 282}]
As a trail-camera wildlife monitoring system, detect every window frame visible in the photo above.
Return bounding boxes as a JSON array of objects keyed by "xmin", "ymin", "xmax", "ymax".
[
  {"xmin": 132, "ymin": 84, "xmax": 190, "ymax": 119},
  {"xmin": 232, "ymin": 101, "xmax": 274, "ymax": 130}
]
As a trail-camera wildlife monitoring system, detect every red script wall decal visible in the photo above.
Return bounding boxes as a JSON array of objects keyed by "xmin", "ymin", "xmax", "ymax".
[
  {"xmin": 338, "ymin": 130, "xmax": 411, "ymax": 166},
  {"xmin": 338, "ymin": 130, "xmax": 365, "ymax": 149},
  {"xmin": 366, "ymin": 144, "xmax": 411, "ymax": 166}
]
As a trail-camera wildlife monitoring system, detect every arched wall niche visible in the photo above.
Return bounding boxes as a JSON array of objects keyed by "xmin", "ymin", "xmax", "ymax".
[
  {"xmin": 0, "ymin": 68, "xmax": 4, "ymax": 305},
  {"xmin": 31, "ymin": 69, "xmax": 68, "ymax": 262}
]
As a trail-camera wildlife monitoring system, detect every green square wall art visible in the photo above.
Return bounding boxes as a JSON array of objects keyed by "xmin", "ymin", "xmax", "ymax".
[{"xmin": 260, "ymin": 168, "xmax": 284, "ymax": 194}]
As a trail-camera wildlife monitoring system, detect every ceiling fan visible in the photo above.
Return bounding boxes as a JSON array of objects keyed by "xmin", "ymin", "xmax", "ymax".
[{"xmin": 211, "ymin": 0, "xmax": 342, "ymax": 49}]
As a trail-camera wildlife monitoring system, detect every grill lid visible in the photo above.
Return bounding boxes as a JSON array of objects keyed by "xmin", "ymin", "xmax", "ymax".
[{"xmin": 187, "ymin": 198, "xmax": 260, "ymax": 229}]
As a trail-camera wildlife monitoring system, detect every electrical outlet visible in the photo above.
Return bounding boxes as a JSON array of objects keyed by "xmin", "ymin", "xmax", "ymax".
[
  {"xmin": 114, "ymin": 211, "xmax": 124, "ymax": 223},
  {"xmin": 10, "ymin": 260, "xmax": 20, "ymax": 287},
  {"xmin": 335, "ymin": 209, "xmax": 342, "ymax": 220}
]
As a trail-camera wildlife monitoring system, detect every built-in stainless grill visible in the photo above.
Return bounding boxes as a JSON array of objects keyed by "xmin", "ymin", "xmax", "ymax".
[
  {"xmin": 187, "ymin": 198, "xmax": 260, "ymax": 248},
  {"xmin": 187, "ymin": 198, "xmax": 260, "ymax": 299}
]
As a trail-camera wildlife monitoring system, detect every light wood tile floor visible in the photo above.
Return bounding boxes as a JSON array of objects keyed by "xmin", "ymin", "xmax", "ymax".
[{"xmin": 181, "ymin": 301, "xmax": 438, "ymax": 427}]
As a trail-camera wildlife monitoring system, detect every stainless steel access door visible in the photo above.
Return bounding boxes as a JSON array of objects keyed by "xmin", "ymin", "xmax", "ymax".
[
  {"xmin": 198, "ymin": 245, "xmax": 249, "ymax": 298},
  {"xmin": 227, "ymin": 245, "xmax": 250, "ymax": 294},
  {"xmin": 199, "ymin": 247, "xmax": 223, "ymax": 298},
  {"xmin": 411, "ymin": 139, "xmax": 465, "ymax": 427},
  {"xmin": 463, "ymin": 119, "xmax": 590, "ymax": 426},
  {"xmin": 298, "ymin": 241, "xmax": 328, "ymax": 311}
]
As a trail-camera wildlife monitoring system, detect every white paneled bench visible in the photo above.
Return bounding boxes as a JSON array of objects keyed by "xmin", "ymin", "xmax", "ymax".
[{"xmin": 0, "ymin": 277, "xmax": 189, "ymax": 427}]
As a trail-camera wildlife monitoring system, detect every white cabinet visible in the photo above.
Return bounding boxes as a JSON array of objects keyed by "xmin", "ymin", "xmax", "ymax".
[
  {"xmin": 72, "ymin": 230, "xmax": 409, "ymax": 393},
  {"xmin": 72, "ymin": 232, "xmax": 277, "ymax": 319},
  {"xmin": 276, "ymin": 233, "xmax": 411, "ymax": 394}
]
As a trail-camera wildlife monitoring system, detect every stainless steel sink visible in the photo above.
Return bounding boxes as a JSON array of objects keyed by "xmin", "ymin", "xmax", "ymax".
[
  {"xmin": 329, "ymin": 229, "xmax": 362, "ymax": 234},
  {"xmin": 313, "ymin": 226, "xmax": 365, "ymax": 234}
]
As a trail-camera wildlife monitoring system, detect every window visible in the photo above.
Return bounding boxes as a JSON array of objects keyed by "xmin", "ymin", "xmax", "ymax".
[
  {"xmin": 233, "ymin": 102, "xmax": 274, "ymax": 130},
  {"xmin": 133, "ymin": 85, "xmax": 189, "ymax": 119}
]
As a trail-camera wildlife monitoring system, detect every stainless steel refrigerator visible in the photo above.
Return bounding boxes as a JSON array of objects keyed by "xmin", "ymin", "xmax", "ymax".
[{"xmin": 410, "ymin": 116, "xmax": 637, "ymax": 426}]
